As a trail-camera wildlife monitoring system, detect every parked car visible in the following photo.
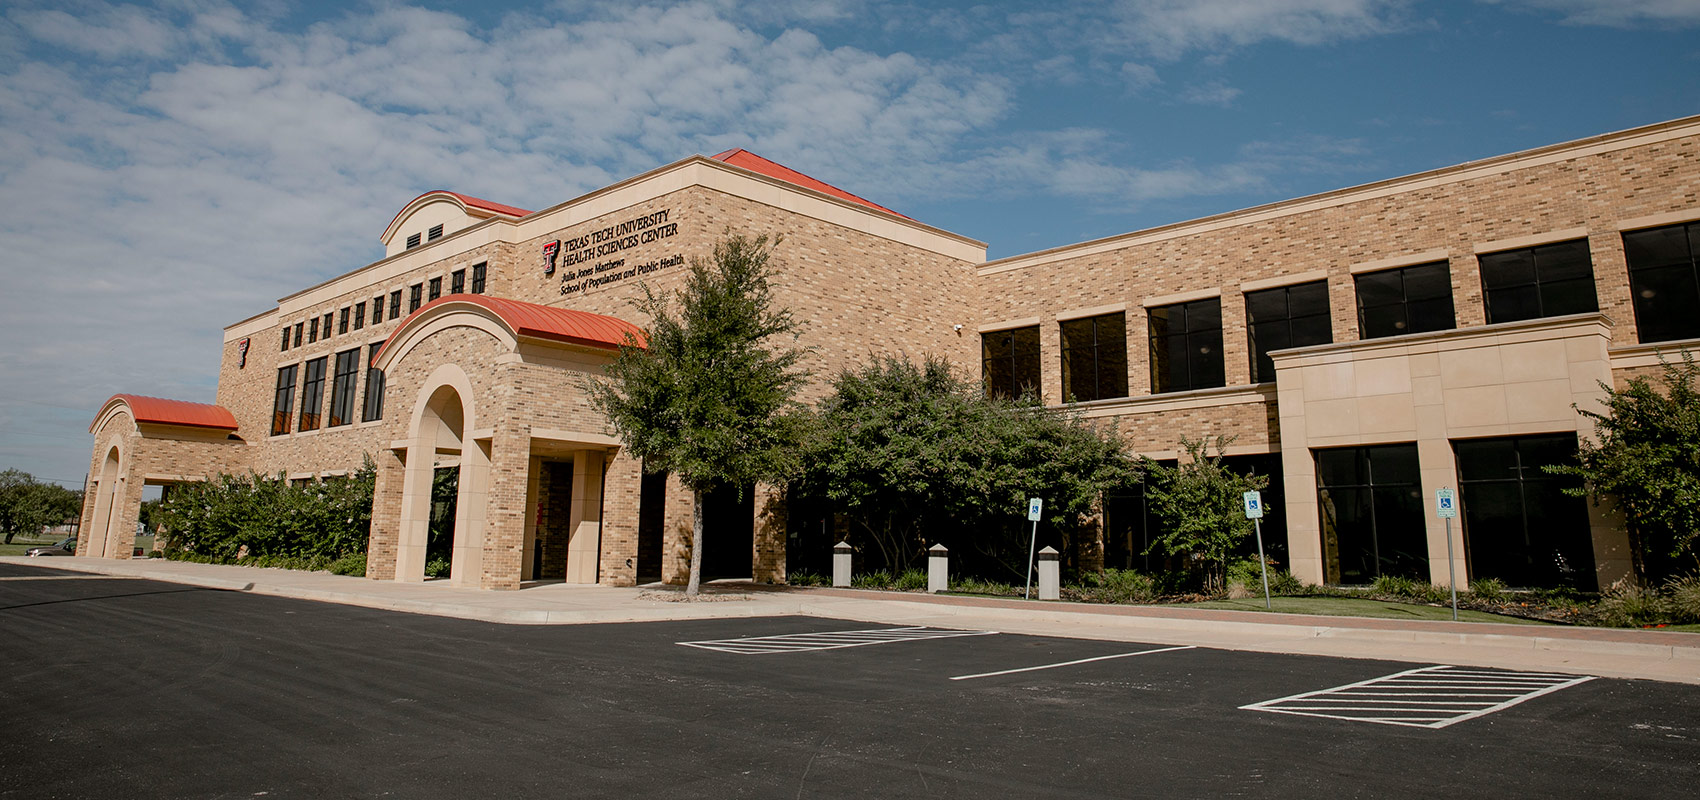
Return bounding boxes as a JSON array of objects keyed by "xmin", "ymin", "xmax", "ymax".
[{"xmin": 26, "ymin": 537, "xmax": 77, "ymax": 557}]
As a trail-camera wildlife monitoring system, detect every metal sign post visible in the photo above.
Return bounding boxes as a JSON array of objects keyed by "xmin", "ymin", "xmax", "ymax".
[
  {"xmin": 1435, "ymin": 488, "xmax": 1460, "ymax": 621},
  {"xmin": 1024, "ymin": 497, "xmax": 1043, "ymax": 600},
  {"xmin": 1243, "ymin": 491, "xmax": 1271, "ymax": 609}
]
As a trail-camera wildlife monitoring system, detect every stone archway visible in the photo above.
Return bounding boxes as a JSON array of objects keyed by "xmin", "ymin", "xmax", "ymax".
[
  {"xmin": 395, "ymin": 365, "xmax": 491, "ymax": 586},
  {"xmin": 87, "ymin": 443, "xmax": 124, "ymax": 558}
]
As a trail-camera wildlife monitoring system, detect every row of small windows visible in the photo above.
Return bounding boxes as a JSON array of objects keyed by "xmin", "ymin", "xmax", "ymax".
[
  {"xmin": 271, "ymin": 345, "xmax": 386, "ymax": 436},
  {"xmin": 280, "ymin": 263, "xmax": 486, "ymax": 353},
  {"xmin": 983, "ymin": 223, "xmax": 1700, "ymax": 401}
]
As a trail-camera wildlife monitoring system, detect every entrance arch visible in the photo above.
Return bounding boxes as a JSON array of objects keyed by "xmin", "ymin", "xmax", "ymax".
[
  {"xmin": 395, "ymin": 364, "xmax": 491, "ymax": 586},
  {"xmin": 87, "ymin": 443, "xmax": 124, "ymax": 558}
]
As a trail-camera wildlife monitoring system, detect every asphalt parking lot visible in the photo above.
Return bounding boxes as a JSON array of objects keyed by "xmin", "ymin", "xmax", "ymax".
[{"xmin": 2, "ymin": 562, "xmax": 1696, "ymax": 798}]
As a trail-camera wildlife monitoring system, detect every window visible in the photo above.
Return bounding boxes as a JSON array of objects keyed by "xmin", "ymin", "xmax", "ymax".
[
  {"xmin": 353, "ymin": 302, "xmax": 365, "ymax": 331},
  {"xmin": 280, "ymin": 328, "xmax": 290, "ymax": 352},
  {"xmin": 271, "ymin": 365, "xmax": 297, "ymax": 436},
  {"xmin": 338, "ymin": 307, "xmax": 350, "ymax": 335},
  {"xmin": 428, "ymin": 277, "xmax": 442, "ymax": 301},
  {"xmin": 409, "ymin": 284, "xmax": 422, "ymax": 312},
  {"xmin": 322, "ymin": 312, "xmax": 334, "ymax": 339},
  {"xmin": 293, "ymin": 322, "xmax": 303, "ymax": 348},
  {"xmin": 1061, "ymin": 313, "xmax": 1128, "ymax": 402},
  {"xmin": 451, "ymin": 269, "xmax": 465, "ymax": 294},
  {"xmin": 1623, "ymin": 221, "xmax": 1700, "ymax": 343},
  {"xmin": 307, "ymin": 317, "xmax": 319, "ymax": 344},
  {"xmin": 1479, "ymin": 239, "xmax": 1598, "ymax": 324},
  {"xmin": 981, "ymin": 326, "xmax": 1040, "ymax": 400},
  {"xmin": 1315, "ymin": 444, "xmax": 1427, "ymax": 584},
  {"xmin": 372, "ymin": 297, "xmax": 384, "ymax": 325},
  {"xmin": 328, "ymin": 348, "xmax": 360, "ymax": 428},
  {"xmin": 1148, "ymin": 299, "xmax": 1224, "ymax": 394},
  {"xmin": 362, "ymin": 344, "xmax": 385, "ymax": 422},
  {"xmin": 428, "ymin": 224, "xmax": 443, "ymax": 241},
  {"xmin": 1246, "ymin": 280, "xmax": 1332, "ymax": 383},
  {"xmin": 389, "ymin": 290, "xmax": 402, "ymax": 320},
  {"xmin": 471, "ymin": 262, "xmax": 487, "ymax": 294},
  {"xmin": 1455, "ymin": 434, "xmax": 1595, "ymax": 590},
  {"xmin": 1355, "ymin": 261, "xmax": 1454, "ymax": 339},
  {"xmin": 299, "ymin": 357, "xmax": 327, "ymax": 432},
  {"xmin": 406, "ymin": 232, "xmax": 421, "ymax": 249}
]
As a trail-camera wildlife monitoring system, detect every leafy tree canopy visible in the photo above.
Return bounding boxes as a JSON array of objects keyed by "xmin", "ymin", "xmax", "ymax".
[
  {"xmin": 1141, "ymin": 435, "xmax": 1269, "ymax": 594},
  {"xmin": 153, "ymin": 459, "xmax": 376, "ymax": 562},
  {"xmin": 0, "ymin": 469, "xmax": 82, "ymax": 545}
]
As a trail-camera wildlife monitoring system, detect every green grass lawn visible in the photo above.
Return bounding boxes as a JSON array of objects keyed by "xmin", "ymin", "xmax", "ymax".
[{"xmin": 1181, "ymin": 595, "xmax": 1551, "ymax": 624}]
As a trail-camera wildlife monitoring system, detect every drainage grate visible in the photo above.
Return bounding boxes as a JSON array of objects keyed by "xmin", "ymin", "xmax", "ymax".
[
  {"xmin": 1240, "ymin": 665, "xmax": 1596, "ymax": 728},
  {"xmin": 678, "ymin": 626, "xmax": 996, "ymax": 654}
]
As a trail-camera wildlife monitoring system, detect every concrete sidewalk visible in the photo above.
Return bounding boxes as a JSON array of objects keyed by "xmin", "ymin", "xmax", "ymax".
[{"xmin": 6, "ymin": 555, "xmax": 1696, "ymax": 685}]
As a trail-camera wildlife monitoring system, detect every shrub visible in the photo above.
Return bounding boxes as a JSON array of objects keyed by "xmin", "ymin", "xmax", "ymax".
[
  {"xmin": 852, "ymin": 569, "xmax": 893, "ymax": 589},
  {"xmin": 1468, "ymin": 578, "xmax": 1508, "ymax": 602},
  {"xmin": 1665, "ymin": 576, "xmax": 1700, "ymax": 624},
  {"xmin": 329, "ymin": 552, "xmax": 368, "ymax": 577},
  {"xmin": 153, "ymin": 459, "xmax": 375, "ymax": 564},
  {"xmin": 894, "ymin": 569, "xmax": 928, "ymax": 591},
  {"xmin": 950, "ymin": 576, "xmax": 1019, "ymax": 596},
  {"xmin": 425, "ymin": 557, "xmax": 451, "ymax": 578},
  {"xmin": 1370, "ymin": 574, "xmax": 1418, "ymax": 598},
  {"xmin": 146, "ymin": 550, "xmax": 163, "ymax": 559},
  {"xmin": 1080, "ymin": 568, "xmax": 1157, "ymax": 604},
  {"xmin": 786, "ymin": 570, "xmax": 826, "ymax": 587},
  {"xmin": 1268, "ymin": 571, "xmax": 1305, "ymax": 595}
]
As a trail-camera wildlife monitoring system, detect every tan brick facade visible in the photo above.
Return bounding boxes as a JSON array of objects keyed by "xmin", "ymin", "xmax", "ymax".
[{"xmin": 82, "ymin": 117, "xmax": 1700, "ymax": 591}]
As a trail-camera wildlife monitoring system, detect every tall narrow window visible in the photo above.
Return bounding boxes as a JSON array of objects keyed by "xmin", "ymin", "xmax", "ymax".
[
  {"xmin": 1355, "ymin": 261, "xmax": 1454, "ymax": 339},
  {"xmin": 471, "ymin": 262, "xmax": 487, "ymax": 294},
  {"xmin": 1315, "ymin": 443, "xmax": 1427, "ymax": 584},
  {"xmin": 409, "ymin": 284, "xmax": 423, "ymax": 312},
  {"xmin": 1148, "ymin": 299, "xmax": 1224, "ymax": 394},
  {"xmin": 322, "ymin": 312, "xmax": 334, "ymax": 338},
  {"xmin": 428, "ymin": 277, "xmax": 442, "ymax": 301},
  {"xmin": 353, "ymin": 302, "xmax": 365, "ymax": 331},
  {"xmin": 389, "ymin": 290, "xmax": 402, "ymax": 320},
  {"xmin": 280, "ymin": 328, "xmax": 290, "ymax": 352},
  {"xmin": 1060, "ymin": 313, "xmax": 1129, "ymax": 402},
  {"xmin": 1479, "ymin": 239, "xmax": 1598, "ymax": 324},
  {"xmin": 406, "ymin": 232, "xmax": 421, "ymax": 249},
  {"xmin": 428, "ymin": 224, "xmax": 444, "ymax": 241},
  {"xmin": 1246, "ymin": 280, "xmax": 1332, "ymax": 383},
  {"xmin": 271, "ymin": 365, "xmax": 297, "ymax": 436},
  {"xmin": 293, "ymin": 322, "xmax": 303, "ymax": 348},
  {"xmin": 1623, "ymin": 221, "xmax": 1700, "ymax": 343},
  {"xmin": 981, "ymin": 325, "xmax": 1041, "ymax": 400},
  {"xmin": 337, "ymin": 307, "xmax": 350, "ymax": 335},
  {"xmin": 372, "ymin": 297, "xmax": 384, "ymax": 325},
  {"xmin": 298, "ymin": 357, "xmax": 327, "ymax": 432},
  {"xmin": 307, "ymin": 317, "xmax": 319, "ymax": 343},
  {"xmin": 328, "ymin": 348, "xmax": 360, "ymax": 428},
  {"xmin": 362, "ymin": 344, "xmax": 385, "ymax": 422},
  {"xmin": 451, "ymin": 269, "xmax": 465, "ymax": 294}
]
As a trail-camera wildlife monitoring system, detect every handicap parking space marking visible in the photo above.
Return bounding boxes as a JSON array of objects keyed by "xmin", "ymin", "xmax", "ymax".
[
  {"xmin": 949, "ymin": 645, "xmax": 1198, "ymax": 681},
  {"xmin": 677, "ymin": 625, "xmax": 997, "ymax": 654},
  {"xmin": 1240, "ymin": 665, "xmax": 1596, "ymax": 729}
]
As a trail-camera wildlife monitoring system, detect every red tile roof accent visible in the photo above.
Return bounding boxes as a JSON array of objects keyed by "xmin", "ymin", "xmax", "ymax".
[
  {"xmin": 383, "ymin": 191, "xmax": 532, "ymax": 243},
  {"xmin": 710, "ymin": 149, "xmax": 910, "ymax": 219},
  {"xmin": 378, "ymin": 295, "xmax": 646, "ymax": 362},
  {"xmin": 95, "ymin": 395, "xmax": 239, "ymax": 432}
]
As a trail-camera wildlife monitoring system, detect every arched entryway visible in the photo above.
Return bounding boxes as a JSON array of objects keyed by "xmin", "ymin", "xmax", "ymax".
[
  {"xmin": 395, "ymin": 366, "xmax": 492, "ymax": 586},
  {"xmin": 87, "ymin": 443, "xmax": 124, "ymax": 559}
]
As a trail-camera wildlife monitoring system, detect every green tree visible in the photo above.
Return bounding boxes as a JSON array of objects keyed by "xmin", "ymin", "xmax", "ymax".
[
  {"xmin": 796, "ymin": 355, "xmax": 1138, "ymax": 576},
  {"xmin": 153, "ymin": 458, "xmax": 376, "ymax": 562},
  {"xmin": 0, "ymin": 469, "xmax": 82, "ymax": 544},
  {"xmin": 1141, "ymin": 435, "xmax": 1268, "ymax": 594},
  {"xmin": 588, "ymin": 233, "xmax": 809, "ymax": 596},
  {"xmin": 1551, "ymin": 354, "xmax": 1700, "ymax": 581}
]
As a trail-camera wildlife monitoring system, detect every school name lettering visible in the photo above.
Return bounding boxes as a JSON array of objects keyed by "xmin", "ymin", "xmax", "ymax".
[
  {"xmin": 560, "ymin": 209, "xmax": 677, "ymax": 268},
  {"xmin": 560, "ymin": 253, "xmax": 686, "ymax": 297}
]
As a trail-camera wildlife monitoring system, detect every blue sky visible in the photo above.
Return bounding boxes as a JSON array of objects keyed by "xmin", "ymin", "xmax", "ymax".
[{"xmin": 1, "ymin": 0, "xmax": 1697, "ymax": 488}]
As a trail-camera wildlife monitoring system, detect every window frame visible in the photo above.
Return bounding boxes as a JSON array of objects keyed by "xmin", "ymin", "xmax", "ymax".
[
  {"xmin": 1060, "ymin": 312, "xmax": 1129, "ymax": 403},
  {"xmin": 353, "ymin": 302, "xmax": 365, "ymax": 331},
  {"xmin": 292, "ymin": 322, "xmax": 303, "ymax": 348},
  {"xmin": 980, "ymin": 325, "xmax": 1041, "ymax": 401},
  {"xmin": 389, "ymin": 290, "xmax": 402, "ymax": 320},
  {"xmin": 1478, "ymin": 239, "xmax": 1598, "ymax": 325},
  {"xmin": 451, "ymin": 269, "xmax": 465, "ymax": 295},
  {"xmin": 337, "ymin": 307, "xmax": 350, "ymax": 335},
  {"xmin": 471, "ymin": 262, "xmax": 487, "ymax": 294},
  {"xmin": 1623, "ymin": 221, "xmax": 1700, "ymax": 344},
  {"xmin": 362, "ymin": 344, "xmax": 386, "ymax": 422},
  {"xmin": 428, "ymin": 277, "xmax": 442, "ymax": 302},
  {"xmin": 327, "ymin": 348, "xmax": 360, "ymax": 428},
  {"xmin": 1245, "ymin": 280, "xmax": 1332, "ymax": 384},
  {"xmin": 271, "ymin": 365, "xmax": 297, "ymax": 436},
  {"xmin": 1147, "ymin": 298, "xmax": 1225, "ymax": 394},
  {"xmin": 298, "ymin": 356, "xmax": 327, "ymax": 432},
  {"xmin": 280, "ymin": 327, "xmax": 290, "ymax": 352},
  {"xmin": 307, "ymin": 317, "xmax": 318, "ymax": 344},
  {"xmin": 1354, "ymin": 261, "xmax": 1456, "ymax": 340},
  {"xmin": 409, "ymin": 284, "xmax": 423, "ymax": 312}
]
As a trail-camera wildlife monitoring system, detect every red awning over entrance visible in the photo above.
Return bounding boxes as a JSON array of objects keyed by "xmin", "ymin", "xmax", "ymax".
[
  {"xmin": 378, "ymin": 295, "xmax": 646, "ymax": 362},
  {"xmin": 92, "ymin": 394, "xmax": 239, "ymax": 432}
]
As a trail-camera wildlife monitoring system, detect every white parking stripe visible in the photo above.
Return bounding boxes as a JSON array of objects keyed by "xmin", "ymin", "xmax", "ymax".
[
  {"xmin": 1241, "ymin": 665, "xmax": 1595, "ymax": 728},
  {"xmin": 678, "ymin": 626, "xmax": 996, "ymax": 654},
  {"xmin": 949, "ymin": 645, "xmax": 1197, "ymax": 681}
]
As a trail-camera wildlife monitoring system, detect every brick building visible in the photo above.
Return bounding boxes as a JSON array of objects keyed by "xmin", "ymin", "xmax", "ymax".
[{"xmin": 78, "ymin": 116, "xmax": 1700, "ymax": 592}]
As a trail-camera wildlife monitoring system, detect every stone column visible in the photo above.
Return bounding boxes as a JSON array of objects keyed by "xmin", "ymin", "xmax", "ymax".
[
  {"xmin": 752, "ymin": 483, "xmax": 787, "ymax": 584},
  {"xmin": 566, "ymin": 449, "xmax": 604, "ymax": 584},
  {"xmin": 366, "ymin": 447, "xmax": 406, "ymax": 580},
  {"xmin": 597, "ymin": 450, "xmax": 642, "ymax": 587}
]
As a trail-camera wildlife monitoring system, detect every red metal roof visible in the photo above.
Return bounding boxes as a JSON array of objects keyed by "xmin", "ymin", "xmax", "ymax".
[
  {"xmin": 710, "ymin": 149, "xmax": 910, "ymax": 219},
  {"xmin": 94, "ymin": 394, "xmax": 239, "ymax": 432},
  {"xmin": 378, "ymin": 295, "xmax": 646, "ymax": 361},
  {"xmin": 383, "ymin": 191, "xmax": 532, "ymax": 243}
]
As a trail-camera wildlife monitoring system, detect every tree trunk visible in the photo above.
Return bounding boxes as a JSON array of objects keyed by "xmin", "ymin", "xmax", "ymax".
[{"xmin": 687, "ymin": 486, "xmax": 705, "ymax": 597}]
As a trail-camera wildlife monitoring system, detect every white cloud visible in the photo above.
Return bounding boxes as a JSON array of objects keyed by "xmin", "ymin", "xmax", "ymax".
[
  {"xmin": 1179, "ymin": 80, "xmax": 1242, "ymax": 106},
  {"xmin": 1100, "ymin": 0, "xmax": 1409, "ymax": 60},
  {"xmin": 1485, "ymin": 0, "xmax": 1700, "ymax": 27}
]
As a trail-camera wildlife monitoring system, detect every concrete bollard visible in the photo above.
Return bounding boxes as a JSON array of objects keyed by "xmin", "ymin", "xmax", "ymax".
[
  {"xmin": 833, "ymin": 541, "xmax": 853, "ymax": 587},
  {"xmin": 1037, "ymin": 546, "xmax": 1060, "ymax": 601},
  {"xmin": 928, "ymin": 543, "xmax": 948, "ymax": 593}
]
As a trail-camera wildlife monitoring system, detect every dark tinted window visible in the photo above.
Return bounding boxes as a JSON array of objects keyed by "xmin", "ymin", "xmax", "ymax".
[
  {"xmin": 389, "ymin": 290, "xmax": 402, "ymax": 320},
  {"xmin": 1148, "ymin": 299, "xmax": 1224, "ymax": 394},
  {"xmin": 1061, "ymin": 313, "xmax": 1129, "ymax": 402},
  {"xmin": 1355, "ymin": 261, "xmax": 1455, "ymax": 339},
  {"xmin": 471, "ymin": 263, "xmax": 487, "ymax": 294},
  {"xmin": 372, "ymin": 297, "xmax": 384, "ymax": 325},
  {"xmin": 409, "ymin": 284, "xmax": 422, "ymax": 312},
  {"xmin": 271, "ymin": 365, "xmax": 297, "ymax": 436},
  {"xmin": 1314, "ymin": 443, "xmax": 1427, "ymax": 583},
  {"xmin": 280, "ymin": 327, "xmax": 290, "ymax": 352},
  {"xmin": 1623, "ymin": 221, "xmax": 1700, "ymax": 343},
  {"xmin": 353, "ymin": 302, "xmax": 365, "ymax": 331},
  {"xmin": 451, "ymin": 269, "xmax": 465, "ymax": 294},
  {"xmin": 322, "ymin": 313, "xmax": 334, "ymax": 339},
  {"xmin": 1455, "ymin": 434, "xmax": 1595, "ymax": 590},
  {"xmin": 292, "ymin": 322, "xmax": 303, "ymax": 348},
  {"xmin": 982, "ymin": 326, "xmax": 1041, "ymax": 400},
  {"xmin": 299, "ymin": 357, "xmax": 327, "ymax": 432},
  {"xmin": 1246, "ymin": 280, "xmax": 1332, "ymax": 383},
  {"xmin": 307, "ymin": 317, "xmax": 319, "ymax": 343},
  {"xmin": 1479, "ymin": 239, "xmax": 1597, "ymax": 324},
  {"xmin": 328, "ymin": 349, "xmax": 360, "ymax": 428},
  {"xmin": 362, "ymin": 344, "xmax": 385, "ymax": 422},
  {"xmin": 337, "ymin": 307, "xmax": 350, "ymax": 335},
  {"xmin": 428, "ymin": 277, "xmax": 442, "ymax": 301}
]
